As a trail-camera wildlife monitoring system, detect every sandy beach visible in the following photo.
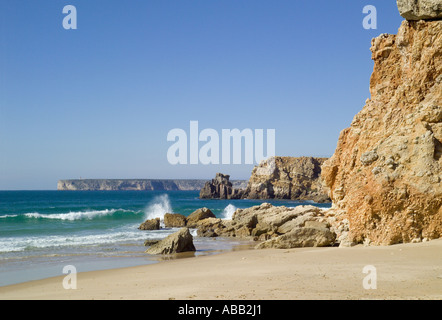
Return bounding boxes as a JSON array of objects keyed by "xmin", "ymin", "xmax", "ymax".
[{"xmin": 1, "ymin": 239, "xmax": 441, "ymax": 300}]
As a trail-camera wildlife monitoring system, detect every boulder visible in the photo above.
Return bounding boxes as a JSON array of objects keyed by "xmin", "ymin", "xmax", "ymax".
[
  {"xmin": 164, "ymin": 213, "xmax": 187, "ymax": 228},
  {"xmin": 397, "ymin": 0, "xmax": 442, "ymax": 20},
  {"xmin": 138, "ymin": 218, "xmax": 160, "ymax": 230},
  {"xmin": 186, "ymin": 207, "xmax": 216, "ymax": 228},
  {"xmin": 145, "ymin": 228, "xmax": 196, "ymax": 254}
]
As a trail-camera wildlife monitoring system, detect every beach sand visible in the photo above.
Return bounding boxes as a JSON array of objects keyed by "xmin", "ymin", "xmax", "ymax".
[{"xmin": 0, "ymin": 239, "xmax": 441, "ymax": 300}]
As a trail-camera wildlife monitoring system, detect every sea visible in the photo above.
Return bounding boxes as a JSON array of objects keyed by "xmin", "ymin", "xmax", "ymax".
[{"xmin": 0, "ymin": 190, "xmax": 331, "ymax": 286}]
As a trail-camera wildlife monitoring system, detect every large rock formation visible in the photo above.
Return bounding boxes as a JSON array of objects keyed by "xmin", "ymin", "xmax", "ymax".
[
  {"xmin": 199, "ymin": 173, "xmax": 245, "ymax": 199},
  {"xmin": 322, "ymin": 17, "xmax": 442, "ymax": 245},
  {"xmin": 244, "ymin": 157, "xmax": 330, "ymax": 203},
  {"xmin": 397, "ymin": 0, "xmax": 442, "ymax": 20},
  {"xmin": 196, "ymin": 203, "xmax": 336, "ymax": 248},
  {"xmin": 145, "ymin": 227, "xmax": 196, "ymax": 254}
]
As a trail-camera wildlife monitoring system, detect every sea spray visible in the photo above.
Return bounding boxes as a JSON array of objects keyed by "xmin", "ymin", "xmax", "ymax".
[
  {"xmin": 143, "ymin": 194, "xmax": 173, "ymax": 226},
  {"xmin": 220, "ymin": 204, "xmax": 237, "ymax": 220}
]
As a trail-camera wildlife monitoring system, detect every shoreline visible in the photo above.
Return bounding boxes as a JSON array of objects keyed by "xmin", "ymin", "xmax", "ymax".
[
  {"xmin": 0, "ymin": 235, "xmax": 256, "ymax": 287},
  {"xmin": 1, "ymin": 238, "xmax": 441, "ymax": 300}
]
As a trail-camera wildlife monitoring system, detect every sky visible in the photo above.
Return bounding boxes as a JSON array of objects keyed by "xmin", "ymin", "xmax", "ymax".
[{"xmin": 0, "ymin": 0, "xmax": 404, "ymax": 190}]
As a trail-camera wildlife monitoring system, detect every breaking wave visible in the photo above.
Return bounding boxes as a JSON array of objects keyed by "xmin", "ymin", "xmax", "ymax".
[
  {"xmin": 143, "ymin": 194, "xmax": 173, "ymax": 222},
  {"xmin": 0, "ymin": 227, "xmax": 172, "ymax": 253},
  {"xmin": 0, "ymin": 209, "xmax": 140, "ymax": 221},
  {"xmin": 220, "ymin": 204, "xmax": 237, "ymax": 220}
]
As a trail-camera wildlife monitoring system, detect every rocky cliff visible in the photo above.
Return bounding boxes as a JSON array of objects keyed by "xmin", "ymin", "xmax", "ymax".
[
  {"xmin": 397, "ymin": 0, "xmax": 442, "ymax": 20},
  {"xmin": 58, "ymin": 179, "xmax": 247, "ymax": 191},
  {"xmin": 244, "ymin": 157, "xmax": 330, "ymax": 203},
  {"xmin": 196, "ymin": 203, "xmax": 336, "ymax": 248},
  {"xmin": 322, "ymin": 5, "xmax": 442, "ymax": 245}
]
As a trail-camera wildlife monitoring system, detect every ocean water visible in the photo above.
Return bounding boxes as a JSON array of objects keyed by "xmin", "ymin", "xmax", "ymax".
[{"xmin": 0, "ymin": 190, "xmax": 331, "ymax": 286}]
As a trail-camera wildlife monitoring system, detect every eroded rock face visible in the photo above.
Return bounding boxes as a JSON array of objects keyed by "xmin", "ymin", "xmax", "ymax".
[
  {"xmin": 397, "ymin": 0, "xmax": 442, "ymax": 21},
  {"xmin": 244, "ymin": 157, "xmax": 330, "ymax": 203},
  {"xmin": 322, "ymin": 20, "xmax": 442, "ymax": 245}
]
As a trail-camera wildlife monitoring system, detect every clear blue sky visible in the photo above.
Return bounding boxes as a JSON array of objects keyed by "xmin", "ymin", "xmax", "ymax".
[{"xmin": 0, "ymin": 0, "xmax": 404, "ymax": 190}]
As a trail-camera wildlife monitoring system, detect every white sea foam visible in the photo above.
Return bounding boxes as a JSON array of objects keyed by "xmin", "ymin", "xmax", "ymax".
[
  {"xmin": 220, "ymin": 204, "xmax": 237, "ymax": 220},
  {"xmin": 144, "ymin": 194, "xmax": 173, "ymax": 225},
  {"xmin": 0, "ymin": 209, "xmax": 140, "ymax": 221},
  {"xmin": 0, "ymin": 226, "xmax": 173, "ymax": 253},
  {"xmin": 0, "ymin": 214, "xmax": 18, "ymax": 219},
  {"xmin": 24, "ymin": 209, "xmax": 119, "ymax": 221}
]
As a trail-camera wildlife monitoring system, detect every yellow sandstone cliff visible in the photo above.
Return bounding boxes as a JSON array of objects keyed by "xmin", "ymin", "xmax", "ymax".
[{"xmin": 322, "ymin": 19, "xmax": 442, "ymax": 245}]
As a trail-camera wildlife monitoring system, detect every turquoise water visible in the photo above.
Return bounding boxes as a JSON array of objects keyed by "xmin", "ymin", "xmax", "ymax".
[{"xmin": 0, "ymin": 190, "xmax": 331, "ymax": 286}]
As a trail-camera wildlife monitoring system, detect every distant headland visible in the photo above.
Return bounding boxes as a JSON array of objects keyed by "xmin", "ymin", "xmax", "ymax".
[{"xmin": 57, "ymin": 179, "xmax": 248, "ymax": 191}]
